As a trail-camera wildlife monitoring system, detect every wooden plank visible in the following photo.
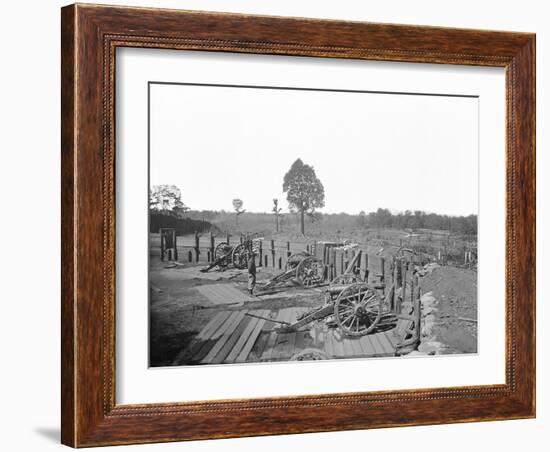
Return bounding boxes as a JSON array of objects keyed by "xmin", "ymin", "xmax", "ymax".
[
  {"xmin": 247, "ymin": 310, "xmax": 278, "ymax": 362},
  {"xmin": 271, "ymin": 309, "xmax": 295, "ymax": 360},
  {"xmin": 261, "ymin": 310, "xmax": 288, "ymax": 361},
  {"xmin": 332, "ymin": 331, "xmax": 345, "ymax": 358},
  {"xmin": 198, "ymin": 311, "xmax": 232, "ymax": 340},
  {"xmin": 212, "ymin": 316, "xmax": 255, "ymax": 364},
  {"xmin": 340, "ymin": 336, "xmax": 356, "ymax": 358},
  {"xmin": 201, "ymin": 311, "xmax": 246, "ymax": 363},
  {"xmin": 358, "ymin": 334, "xmax": 376, "ymax": 356},
  {"xmin": 369, "ymin": 333, "xmax": 386, "ymax": 356},
  {"xmin": 236, "ymin": 316, "xmax": 267, "ymax": 363},
  {"xmin": 383, "ymin": 330, "xmax": 400, "ymax": 348},
  {"xmin": 172, "ymin": 311, "xmax": 232, "ymax": 365},
  {"xmin": 350, "ymin": 337, "xmax": 363, "ymax": 357},
  {"xmin": 196, "ymin": 283, "xmax": 254, "ymax": 305},
  {"xmin": 190, "ymin": 337, "xmax": 220, "ymax": 364},
  {"xmin": 225, "ymin": 311, "xmax": 265, "ymax": 363},
  {"xmin": 375, "ymin": 331, "xmax": 395, "ymax": 355},
  {"xmin": 208, "ymin": 310, "xmax": 241, "ymax": 341},
  {"xmin": 324, "ymin": 329, "xmax": 335, "ymax": 358}
]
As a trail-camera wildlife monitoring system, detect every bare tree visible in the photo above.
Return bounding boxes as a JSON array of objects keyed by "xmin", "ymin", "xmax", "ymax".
[
  {"xmin": 232, "ymin": 198, "xmax": 245, "ymax": 225},
  {"xmin": 272, "ymin": 198, "xmax": 282, "ymax": 232}
]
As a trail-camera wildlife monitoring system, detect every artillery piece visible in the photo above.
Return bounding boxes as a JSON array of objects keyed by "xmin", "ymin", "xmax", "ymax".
[
  {"xmin": 258, "ymin": 252, "xmax": 325, "ymax": 292},
  {"xmin": 274, "ymin": 249, "xmax": 384, "ymax": 337},
  {"xmin": 200, "ymin": 234, "xmax": 262, "ymax": 273}
]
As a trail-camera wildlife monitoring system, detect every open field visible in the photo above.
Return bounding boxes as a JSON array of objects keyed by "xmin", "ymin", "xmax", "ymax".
[
  {"xmin": 149, "ymin": 227, "xmax": 477, "ymax": 366},
  {"xmin": 151, "ymin": 222, "xmax": 476, "ymax": 268}
]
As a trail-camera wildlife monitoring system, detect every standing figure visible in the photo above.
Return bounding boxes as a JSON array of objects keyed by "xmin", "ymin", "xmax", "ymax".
[{"xmin": 247, "ymin": 241, "xmax": 257, "ymax": 295}]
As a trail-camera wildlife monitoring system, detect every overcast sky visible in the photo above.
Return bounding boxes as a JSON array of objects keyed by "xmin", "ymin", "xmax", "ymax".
[{"xmin": 149, "ymin": 83, "xmax": 478, "ymax": 216}]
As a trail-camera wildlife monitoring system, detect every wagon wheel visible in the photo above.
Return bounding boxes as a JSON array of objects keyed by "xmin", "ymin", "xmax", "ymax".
[
  {"xmin": 296, "ymin": 257, "xmax": 325, "ymax": 287},
  {"xmin": 213, "ymin": 242, "xmax": 232, "ymax": 268},
  {"xmin": 285, "ymin": 252, "xmax": 309, "ymax": 271},
  {"xmin": 214, "ymin": 242, "xmax": 231, "ymax": 259},
  {"xmin": 231, "ymin": 243, "xmax": 248, "ymax": 269},
  {"xmin": 334, "ymin": 283, "xmax": 382, "ymax": 337},
  {"xmin": 330, "ymin": 274, "xmax": 360, "ymax": 285}
]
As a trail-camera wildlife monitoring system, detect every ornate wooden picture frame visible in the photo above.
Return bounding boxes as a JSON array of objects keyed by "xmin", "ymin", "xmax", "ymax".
[{"xmin": 61, "ymin": 3, "xmax": 535, "ymax": 447}]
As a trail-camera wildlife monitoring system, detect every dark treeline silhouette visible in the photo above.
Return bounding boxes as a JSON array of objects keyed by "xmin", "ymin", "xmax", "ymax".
[
  {"xmin": 150, "ymin": 212, "xmax": 218, "ymax": 235},
  {"xmin": 356, "ymin": 208, "xmax": 477, "ymax": 235}
]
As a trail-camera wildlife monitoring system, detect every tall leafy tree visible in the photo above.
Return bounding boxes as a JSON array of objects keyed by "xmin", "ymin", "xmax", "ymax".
[{"xmin": 283, "ymin": 158, "xmax": 325, "ymax": 235}]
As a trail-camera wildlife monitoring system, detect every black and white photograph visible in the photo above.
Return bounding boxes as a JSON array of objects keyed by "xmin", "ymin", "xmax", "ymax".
[{"xmin": 148, "ymin": 81, "xmax": 479, "ymax": 367}]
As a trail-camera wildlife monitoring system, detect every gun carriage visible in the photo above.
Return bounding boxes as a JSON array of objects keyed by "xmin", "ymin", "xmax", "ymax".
[
  {"xmin": 274, "ymin": 250, "xmax": 385, "ymax": 337},
  {"xmin": 258, "ymin": 252, "xmax": 325, "ymax": 291},
  {"xmin": 200, "ymin": 234, "xmax": 262, "ymax": 272}
]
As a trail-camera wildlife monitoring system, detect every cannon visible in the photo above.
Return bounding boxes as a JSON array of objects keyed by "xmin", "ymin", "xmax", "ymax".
[
  {"xmin": 258, "ymin": 252, "xmax": 325, "ymax": 292},
  {"xmin": 200, "ymin": 234, "xmax": 262, "ymax": 273},
  {"xmin": 199, "ymin": 241, "xmax": 236, "ymax": 272},
  {"xmin": 274, "ymin": 250, "xmax": 384, "ymax": 337}
]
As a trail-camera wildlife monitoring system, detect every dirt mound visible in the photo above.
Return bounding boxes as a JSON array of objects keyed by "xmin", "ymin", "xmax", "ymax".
[{"xmin": 419, "ymin": 266, "xmax": 477, "ymax": 354}]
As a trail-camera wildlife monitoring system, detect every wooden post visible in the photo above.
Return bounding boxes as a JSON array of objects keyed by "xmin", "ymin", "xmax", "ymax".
[
  {"xmin": 392, "ymin": 258, "xmax": 398, "ymax": 313},
  {"xmin": 264, "ymin": 254, "xmax": 268, "ymax": 267},
  {"xmin": 331, "ymin": 248, "xmax": 337, "ymax": 278},
  {"xmin": 258, "ymin": 240, "xmax": 263, "ymax": 267},
  {"xmin": 278, "ymin": 257, "xmax": 282, "ymax": 270},
  {"xmin": 226, "ymin": 233, "xmax": 230, "ymax": 244},
  {"xmin": 414, "ymin": 278, "xmax": 421, "ymax": 342},
  {"xmin": 188, "ymin": 251, "xmax": 192, "ymax": 263},
  {"xmin": 271, "ymin": 239, "xmax": 275, "ymax": 267},
  {"xmin": 160, "ymin": 229, "xmax": 165, "ymax": 262},
  {"xmin": 287, "ymin": 241, "xmax": 291, "ymax": 258},
  {"xmin": 401, "ymin": 259, "xmax": 407, "ymax": 312},
  {"xmin": 344, "ymin": 250, "xmax": 349, "ymax": 273},
  {"xmin": 380, "ymin": 257, "xmax": 385, "ymax": 295},
  {"xmin": 194, "ymin": 231, "xmax": 200, "ymax": 262},
  {"xmin": 410, "ymin": 264, "xmax": 416, "ymax": 303},
  {"xmin": 173, "ymin": 232, "xmax": 178, "ymax": 261},
  {"xmin": 364, "ymin": 253, "xmax": 369, "ymax": 282},
  {"xmin": 207, "ymin": 251, "xmax": 211, "ymax": 262},
  {"xmin": 209, "ymin": 232, "xmax": 215, "ymax": 261}
]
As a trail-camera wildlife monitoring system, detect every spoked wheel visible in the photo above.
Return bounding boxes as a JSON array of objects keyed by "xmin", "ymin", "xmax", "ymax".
[
  {"xmin": 231, "ymin": 243, "xmax": 248, "ymax": 269},
  {"xmin": 285, "ymin": 252, "xmax": 309, "ymax": 271},
  {"xmin": 296, "ymin": 257, "xmax": 325, "ymax": 287},
  {"xmin": 334, "ymin": 283, "xmax": 382, "ymax": 337},
  {"xmin": 213, "ymin": 242, "xmax": 232, "ymax": 268},
  {"xmin": 330, "ymin": 274, "xmax": 360, "ymax": 285}
]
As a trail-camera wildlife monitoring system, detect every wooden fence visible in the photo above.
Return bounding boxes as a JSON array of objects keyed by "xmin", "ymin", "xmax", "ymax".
[{"xmin": 158, "ymin": 231, "xmax": 427, "ymax": 289}]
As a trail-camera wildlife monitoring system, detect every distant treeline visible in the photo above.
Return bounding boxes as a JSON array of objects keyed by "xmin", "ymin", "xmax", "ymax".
[
  {"xmin": 149, "ymin": 212, "xmax": 218, "ymax": 235},
  {"xmin": 356, "ymin": 208, "xmax": 477, "ymax": 235},
  {"xmin": 182, "ymin": 208, "xmax": 477, "ymax": 236}
]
